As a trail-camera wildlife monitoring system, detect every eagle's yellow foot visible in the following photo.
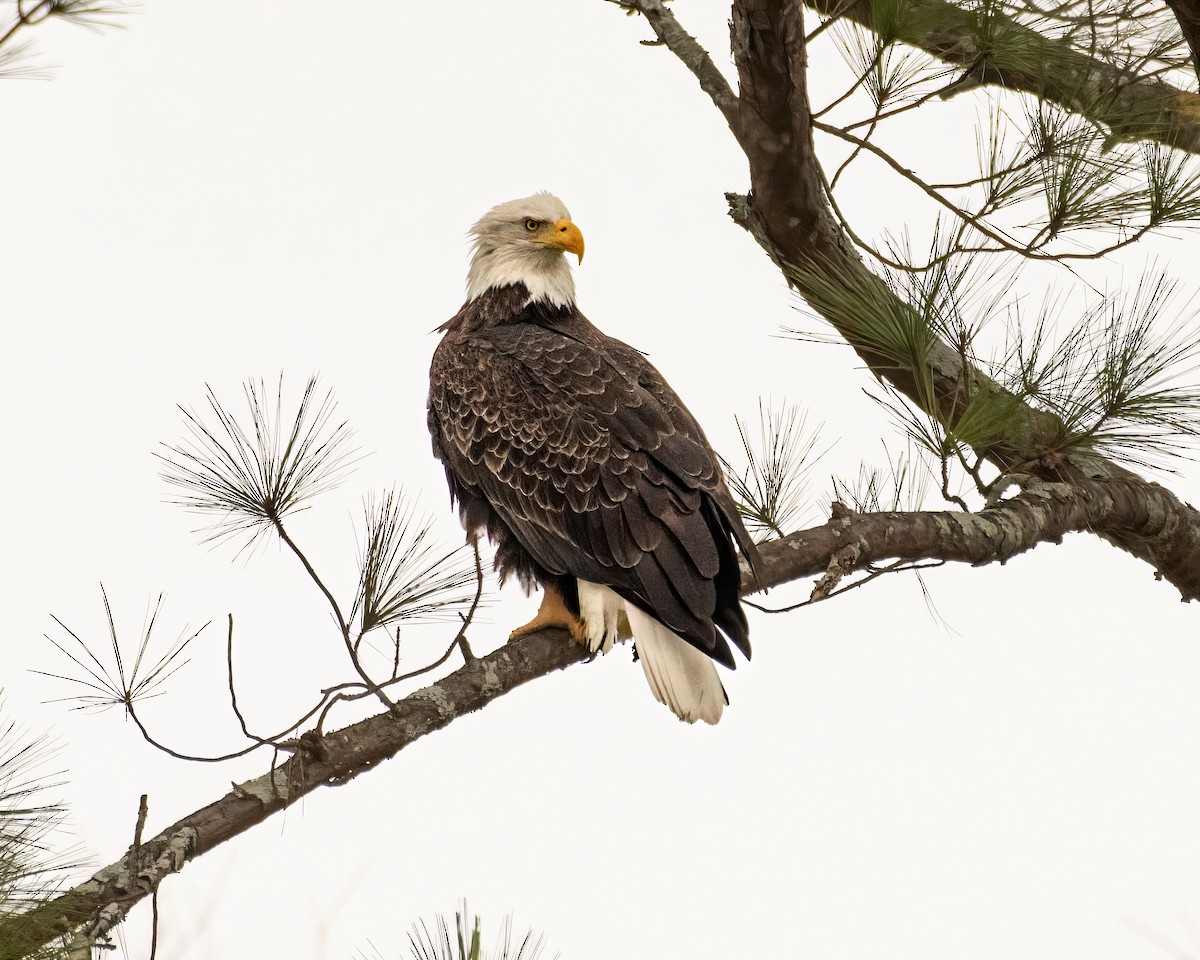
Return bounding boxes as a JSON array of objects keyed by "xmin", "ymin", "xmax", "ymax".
[{"xmin": 508, "ymin": 583, "xmax": 588, "ymax": 644}]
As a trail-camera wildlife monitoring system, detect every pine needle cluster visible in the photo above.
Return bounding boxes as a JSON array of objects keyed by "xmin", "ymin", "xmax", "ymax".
[
  {"xmin": 400, "ymin": 907, "xmax": 556, "ymax": 960},
  {"xmin": 719, "ymin": 400, "xmax": 824, "ymax": 540},
  {"xmin": 812, "ymin": 0, "xmax": 1200, "ymax": 273},
  {"xmin": 995, "ymin": 273, "xmax": 1200, "ymax": 468},
  {"xmin": 36, "ymin": 588, "xmax": 205, "ymax": 714},
  {"xmin": 351, "ymin": 490, "xmax": 480, "ymax": 637},
  {"xmin": 0, "ymin": 704, "xmax": 77, "ymax": 955},
  {"xmin": 157, "ymin": 375, "xmax": 358, "ymax": 546},
  {"xmin": 788, "ymin": 247, "xmax": 1200, "ymax": 501},
  {"xmin": 0, "ymin": 1, "xmax": 128, "ymax": 79},
  {"xmin": 828, "ymin": 445, "xmax": 934, "ymax": 514}
]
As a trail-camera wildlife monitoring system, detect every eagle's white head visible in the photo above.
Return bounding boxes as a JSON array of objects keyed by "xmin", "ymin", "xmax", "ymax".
[{"xmin": 465, "ymin": 192, "xmax": 585, "ymax": 308}]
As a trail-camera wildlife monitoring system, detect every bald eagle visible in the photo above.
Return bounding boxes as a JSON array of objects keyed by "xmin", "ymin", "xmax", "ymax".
[{"xmin": 427, "ymin": 193, "xmax": 759, "ymax": 724}]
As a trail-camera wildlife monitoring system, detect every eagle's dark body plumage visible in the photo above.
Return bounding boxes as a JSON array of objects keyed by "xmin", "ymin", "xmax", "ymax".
[
  {"xmin": 428, "ymin": 192, "xmax": 756, "ymax": 723},
  {"xmin": 428, "ymin": 281, "xmax": 757, "ymax": 670}
]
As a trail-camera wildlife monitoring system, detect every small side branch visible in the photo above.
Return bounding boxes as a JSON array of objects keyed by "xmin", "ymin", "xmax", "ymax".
[
  {"xmin": 809, "ymin": 543, "xmax": 861, "ymax": 600},
  {"xmin": 608, "ymin": 0, "xmax": 746, "ymax": 137},
  {"xmin": 815, "ymin": 119, "xmax": 1157, "ymax": 265},
  {"xmin": 274, "ymin": 518, "xmax": 399, "ymax": 716}
]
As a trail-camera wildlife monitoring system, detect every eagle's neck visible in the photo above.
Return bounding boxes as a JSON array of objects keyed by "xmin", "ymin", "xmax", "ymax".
[
  {"xmin": 465, "ymin": 242, "xmax": 576, "ymax": 308},
  {"xmin": 441, "ymin": 282, "xmax": 588, "ymax": 336}
]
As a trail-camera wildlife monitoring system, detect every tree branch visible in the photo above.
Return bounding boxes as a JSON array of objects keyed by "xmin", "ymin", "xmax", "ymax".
[
  {"xmin": 807, "ymin": 0, "xmax": 1200, "ymax": 155},
  {"xmin": 624, "ymin": 0, "xmax": 1200, "ymax": 602},
  {"xmin": 6, "ymin": 474, "xmax": 1199, "ymax": 958},
  {"xmin": 606, "ymin": 0, "xmax": 744, "ymax": 133},
  {"xmin": 0, "ymin": 628, "xmax": 585, "ymax": 960},
  {"xmin": 759, "ymin": 473, "xmax": 1200, "ymax": 599}
]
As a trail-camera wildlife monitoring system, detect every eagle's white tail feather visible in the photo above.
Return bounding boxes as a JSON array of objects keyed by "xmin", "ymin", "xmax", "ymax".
[
  {"xmin": 625, "ymin": 605, "xmax": 726, "ymax": 725},
  {"xmin": 574, "ymin": 579, "xmax": 726, "ymax": 724}
]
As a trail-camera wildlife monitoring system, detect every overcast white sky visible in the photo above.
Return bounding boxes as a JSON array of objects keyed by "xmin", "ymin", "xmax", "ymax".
[{"xmin": 3, "ymin": 3, "xmax": 1200, "ymax": 959}]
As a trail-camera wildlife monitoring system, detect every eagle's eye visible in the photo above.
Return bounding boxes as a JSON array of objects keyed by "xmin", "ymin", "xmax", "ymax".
[{"xmin": 524, "ymin": 219, "xmax": 540, "ymax": 232}]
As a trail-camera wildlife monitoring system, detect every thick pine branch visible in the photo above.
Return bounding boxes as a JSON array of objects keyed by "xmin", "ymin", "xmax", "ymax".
[
  {"xmin": 761, "ymin": 473, "xmax": 1200, "ymax": 594},
  {"xmin": 806, "ymin": 0, "xmax": 1200, "ymax": 154},
  {"xmin": 3, "ymin": 478, "xmax": 1195, "ymax": 958}
]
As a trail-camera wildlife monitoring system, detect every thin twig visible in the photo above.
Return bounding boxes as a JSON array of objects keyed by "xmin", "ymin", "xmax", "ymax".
[
  {"xmin": 454, "ymin": 542, "xmax": 486, "ymax": 664},
  {"xmin": 607, "ymin": 0, "xmax": 745, "ymax": 134},
  {"xmin": 316, "ymin": 543, "xmax": 487, "ymax": 731},
  {"xmin": 816, "ymin": 119, "xmax": 1158, "ymax": 264},
  {"xmin": 830, "ymin": 111, "xmax": 880, "ymax": 189},
  {"xmin": 314, "ymin": 636, "xmax": 463, "ymax": 735},
  {"xmin": 132, "ymin": 794, "xmax": 148, "ymax": 855},
  {"xmin": 744, "ymin": 558, "xmax": 947, "ymax": 612},
  {"xmin": 273, "ymin": 520, "xmax": 347, "ymax": 631},
  {"xmin": 222, "ymin": 613, "xmax": 300, "ymax": 752},
  {"xmin": 955, "ymin": 446, "xmax": 990, "ymax": 497},
  {"xmin": 225, "ymin": 615, "xmax": 263, "ymax": 745},
  {"xmin": 274, "ymin": 517, "xmax": 399, "ymax": 716},
  {"xmin": 122, "ymin": 700, "xmax": 263, "ymax": 763},
  {"xmin": 0, "ymin": 0, "xmax": 51, "ymax": 46},
  {"xmin": 149, "ymin": 888, "xmax": 159, "ymax": 960},
  {"xmin": 941, "ymin": 454, "xmax": 971, "ymax": 510}
]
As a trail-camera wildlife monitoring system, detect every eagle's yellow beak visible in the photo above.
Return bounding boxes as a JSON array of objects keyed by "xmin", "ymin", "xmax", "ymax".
[{"xmin": 541, "ymin": 218, "xmax": 585, "ymax": 263}]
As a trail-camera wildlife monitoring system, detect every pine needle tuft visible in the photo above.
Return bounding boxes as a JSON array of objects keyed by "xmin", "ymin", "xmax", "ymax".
[
  {"xmin": 828, "ymin": 443, "xmax": 933, "ymax": 514},
  {"xmin": 351, "ymin": 490, "xmax": 481, "ymax": 637},
  {"xmin": 397, "ymin": 904, "xmax": 557, "ymax": 960},
  {"xmin": 35, "ymin": 588, "xmax": 206, "ymax": 714},
  {"xmin": 0, "ymin": 702, "xmax": 78, "ymax": 927},
  {"xmin": 157, "ymin": 375, "xmax": 358, "ymax": 545},
  {"xmin": 996, "ymin": 271, "xmax": 1200, "ymax": 468},
  {"xmin": 719, "ymin": 400, "xmax": 824, "ymax": 540}
]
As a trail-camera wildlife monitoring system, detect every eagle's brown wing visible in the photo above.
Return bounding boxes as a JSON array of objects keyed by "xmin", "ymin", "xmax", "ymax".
[{"xmin": 429, "ymin": 315, "xmax": 754, "ymax": 667}]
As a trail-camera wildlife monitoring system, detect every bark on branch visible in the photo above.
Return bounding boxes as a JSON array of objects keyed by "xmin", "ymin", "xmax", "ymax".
[
  {"xmin": 3, "ymin": 475, "xmax": 1193, "ymax": 958},
  {"xmin": 807, "ymin": 0, "xmax": 1200, "ymax": 154},
  {"xmin": 761, "ymin": 474, "xmax": 1200, "ymax": 596}
]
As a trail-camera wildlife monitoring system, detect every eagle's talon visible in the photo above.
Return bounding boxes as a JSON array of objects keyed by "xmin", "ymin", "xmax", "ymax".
[
  {"xmin": 568, "ymin": 619, "xmax": 591, "ymax": 648},
  {"xmin": 508, "ymin": 582, "xmax": 585, "ymax": 643}
]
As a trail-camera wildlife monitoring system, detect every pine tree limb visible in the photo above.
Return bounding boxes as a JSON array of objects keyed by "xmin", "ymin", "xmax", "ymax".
[
  {"xmin": 5, "ymin": 472, "xmax": 1199, "ymax": 958},
  {"xmin": 806, "ymin": 0, "xmax": 1200, "ymax": 154}
]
